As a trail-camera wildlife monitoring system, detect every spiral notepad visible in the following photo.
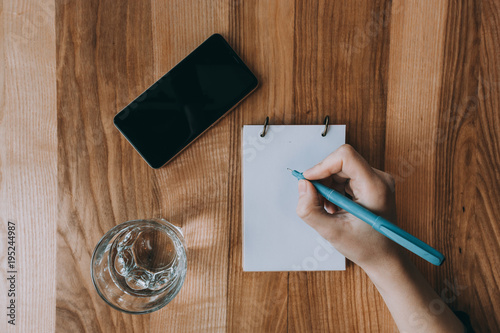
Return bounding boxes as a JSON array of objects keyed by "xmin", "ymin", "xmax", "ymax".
[{"xmin": 242, "ymin": 123, "xmax": 346, "ymax": 271}]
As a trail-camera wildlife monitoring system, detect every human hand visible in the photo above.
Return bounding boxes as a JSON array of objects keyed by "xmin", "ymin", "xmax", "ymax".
[
  {"xmin": 296, "ymin": 144, "xmax": 466, "ymax": 332},
  {"xmin": 296, "ymin": 144, "xmax": 404, "ymax": 272}
]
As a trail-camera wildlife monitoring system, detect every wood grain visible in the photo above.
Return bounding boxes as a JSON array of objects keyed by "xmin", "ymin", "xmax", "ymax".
[
  {"xmin": 56, "ymin": 0, "xmax": 155, "ymax": 331},
  {"xmin": 434, "ymin": 0, "xmax": 483, "ymax": 331},
  {"xmin": 385, "ymin": 0, "xmax": 449, "ymax": 292},
  {"xmin": 0, "ymin": 0, "xmax": 57, "ymax": 332},
  {"xmin": 386, "ymin": 0, "xmax": 499, "ymax": 332},
  {"xmin": 473, "ymin": 0, "xmax": 500, "ymax": 330},
  {"xmin": 226, "ymin": 1, "xmax": 295, "ymax": 331},
  {"xmin": 150, "ymin": 0, "xmax": 232, "ymax": 331},
  {"xmin": 289, "ymin": 0, "xmax": 394, "ymax": 332},
  {"xmin": 0, "ymin": 0, "xmax": 499, "ymax": 331}
]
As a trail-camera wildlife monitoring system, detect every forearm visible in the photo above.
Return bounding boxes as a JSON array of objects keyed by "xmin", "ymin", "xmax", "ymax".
[{"xmin": 364, "ymin": 255, "xmax": 464, "ymax": 333}]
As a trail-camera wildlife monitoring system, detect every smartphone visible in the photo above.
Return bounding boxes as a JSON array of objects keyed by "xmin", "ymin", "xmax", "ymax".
[{"xmin": 114, "ymin": 34, "xmax": 258, "ymax": 169}]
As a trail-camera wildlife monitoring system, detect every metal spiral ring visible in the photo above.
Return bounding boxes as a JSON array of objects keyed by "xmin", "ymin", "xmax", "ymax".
[
  {"xmin": 321, "ymin": 116, "xmax": 330, "ymax": 137},
  {"xmin": 260, "ymin": 116, "xmax": 269, "ymax": 137}
]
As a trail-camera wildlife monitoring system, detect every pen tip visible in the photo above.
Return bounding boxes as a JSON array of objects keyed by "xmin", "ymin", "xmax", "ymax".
[{"xmin": 286, "ymin": 168, "xmax": 293, "ymax": 173}]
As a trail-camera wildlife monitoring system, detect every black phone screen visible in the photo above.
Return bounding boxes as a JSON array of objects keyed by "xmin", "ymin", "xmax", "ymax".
[{"xmin": 114, "ymin": 34, "xmax": 258, "ymax": 168}]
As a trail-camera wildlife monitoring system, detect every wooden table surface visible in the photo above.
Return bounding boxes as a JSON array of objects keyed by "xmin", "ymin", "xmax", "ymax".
[{"xmin": 1, "ymin": 0, "xmax": 499, "ymax": 332}]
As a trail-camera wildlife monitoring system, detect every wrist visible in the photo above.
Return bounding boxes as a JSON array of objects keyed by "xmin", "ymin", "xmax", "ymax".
[
  {"xmin": 361, "ymin": 251, "xmax": 466, "ymax": 333},
  {"xmin": 361, "ymin": 249, "xmax": 411, "ymax": 290}
]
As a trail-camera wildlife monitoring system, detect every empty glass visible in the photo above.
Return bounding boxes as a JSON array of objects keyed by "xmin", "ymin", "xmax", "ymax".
[{"xmin": 91, "ymin": 218, "xmax": 187, "ymax": 314}]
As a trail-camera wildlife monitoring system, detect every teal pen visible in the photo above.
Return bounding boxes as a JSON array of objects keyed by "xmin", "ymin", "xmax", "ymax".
[{"xmin": 288, "ymin": 169, "xmax": 445, "ymax": 266}]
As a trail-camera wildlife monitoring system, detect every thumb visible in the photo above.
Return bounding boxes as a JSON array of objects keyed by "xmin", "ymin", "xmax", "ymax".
[{"xmin": 296, "ymin": 180, "xmax": 344, "ymax": 239}]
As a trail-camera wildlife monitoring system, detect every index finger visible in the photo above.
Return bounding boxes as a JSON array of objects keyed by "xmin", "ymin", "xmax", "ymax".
[{"xmin": 303, "ymin": 144, "xmax": 376, "ymax": 182}]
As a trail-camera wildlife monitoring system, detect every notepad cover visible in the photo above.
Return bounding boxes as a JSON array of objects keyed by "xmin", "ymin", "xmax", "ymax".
[{"xmin": 242, "ymin": 125, "xmax": 346, "ymax": 271}]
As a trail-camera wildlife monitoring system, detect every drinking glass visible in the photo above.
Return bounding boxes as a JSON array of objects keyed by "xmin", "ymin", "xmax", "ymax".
[{"xmin": 91, "ymin": 218, "xmax": 187, "ymax": 314}]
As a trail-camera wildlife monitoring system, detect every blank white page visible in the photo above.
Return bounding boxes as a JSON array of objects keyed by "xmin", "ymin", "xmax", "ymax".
[{"xmin": 242, "ymin": 125, "xmax": 346, "ymax": 271}]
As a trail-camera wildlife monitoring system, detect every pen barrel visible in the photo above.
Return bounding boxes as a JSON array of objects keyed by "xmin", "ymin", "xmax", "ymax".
[
  {"xmin": 310, "ymin": 180, "xmax": 445, "ymax": 266},
  {"xmin": 313, "ymin": 181, "xmax": 379, "ymax": 225},
  {"xmin": 373, "ymin": 216, "xmax": 445, "ymax": 266}
]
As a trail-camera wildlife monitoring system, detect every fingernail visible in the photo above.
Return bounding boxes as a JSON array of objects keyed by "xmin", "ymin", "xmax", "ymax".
[
  {"xmin": 298, "ymin": 180, "xmax": 307, "ymax": 194},
  {"xmin": 303, "ymin": 167, "xmax": 314, "ymax": 178}
]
